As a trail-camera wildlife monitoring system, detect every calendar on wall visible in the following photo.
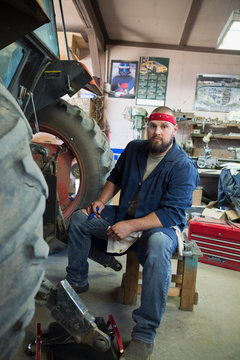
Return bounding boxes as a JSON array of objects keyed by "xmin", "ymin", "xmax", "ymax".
[{"xmin": 136, "ymin": 56, "xmax": 169, "ymax": 106}]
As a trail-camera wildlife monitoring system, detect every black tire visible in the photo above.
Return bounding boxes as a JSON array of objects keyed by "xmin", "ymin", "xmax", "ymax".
[
  {"xmin": 35, "ymin": 99, "xmax": 114, "ymax": 222},
  {"xmin": 0, "ymin": 83, "xmax": 49, "ymax": 360}
]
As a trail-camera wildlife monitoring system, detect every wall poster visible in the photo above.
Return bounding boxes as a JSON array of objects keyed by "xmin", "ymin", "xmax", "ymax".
[
  {"xmin": 109, "ymin": 60, "xmax": 138, "ymax": 98},
  {"xmin": 194, "ymin": 74, "xmax": 240, "ymax": 112},
  {"xmin": 136, "ymin": 56, "xmax": 169, "ymax": 106}
]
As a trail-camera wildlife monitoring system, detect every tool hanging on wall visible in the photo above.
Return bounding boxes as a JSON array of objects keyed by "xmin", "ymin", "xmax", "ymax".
[
  {"xmin": 227, "ymin": 147, "xmax": 240, "ymax": 160},
  {"xmin": 197, "ymin": 130, "xmax": 219, "ymax": 169},
  {"xmin": 123, "ymin": 106, "xmax": 148, "ymax": 139},
  {"xmin": 131, "ymin": 107, "xmax": 148, "ymax": 139}
]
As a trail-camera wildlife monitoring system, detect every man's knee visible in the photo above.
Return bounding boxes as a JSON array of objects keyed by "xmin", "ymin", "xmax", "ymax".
[
  {"xmin": 144, "ymin": 232, "xmax": 176, "ymax": 265},
  {"xmin": 69, "ymin": 209, "xmax": 88, "ymax": 230}
]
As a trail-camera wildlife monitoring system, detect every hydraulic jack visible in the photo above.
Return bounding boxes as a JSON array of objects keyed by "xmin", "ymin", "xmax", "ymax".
[{"xmin": 28, "ymin": 278, "xmax": 123, "ymax": 359}]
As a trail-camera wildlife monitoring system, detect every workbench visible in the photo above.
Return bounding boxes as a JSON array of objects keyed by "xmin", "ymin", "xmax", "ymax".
[{"xmin": 198, "ymin": 168, "xmax": 221, "ymax": 201}]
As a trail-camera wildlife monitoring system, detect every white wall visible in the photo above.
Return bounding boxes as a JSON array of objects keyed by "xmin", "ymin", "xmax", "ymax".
[
  {"xmin": 76, "ymin": 44, "xmax": 240, "ymax": 149},
  {"xmin": 104, "ymin": 45, "xmax": 240, "ymax": 149}
]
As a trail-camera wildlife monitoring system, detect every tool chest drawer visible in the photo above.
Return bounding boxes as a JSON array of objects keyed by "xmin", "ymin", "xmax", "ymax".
[{"xmin": 188, "ymin": 217, "xmax": 240, "ymax": 271}]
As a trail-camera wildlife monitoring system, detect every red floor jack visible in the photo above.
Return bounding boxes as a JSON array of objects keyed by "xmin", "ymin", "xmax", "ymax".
[{"xmin": 27, "ymin": 278, "xmax": 123, "ymax": 359}]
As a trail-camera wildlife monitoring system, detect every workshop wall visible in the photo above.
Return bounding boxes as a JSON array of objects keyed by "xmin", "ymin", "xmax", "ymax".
[
  {"xmin": 104, "ymin": 45, "xmax": 240, "ymax": 150},
  {"xmin": 70, "ymin": 43, "xmax": 240, "ymax": 151}
]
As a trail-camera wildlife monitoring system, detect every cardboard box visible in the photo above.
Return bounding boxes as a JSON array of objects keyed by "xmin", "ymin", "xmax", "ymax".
[
  {"xmin": 192, "ymin": 186, "xmax": 203, "ymax": 206},
  {"xmin": 202, "ymin": 200, "xmax": 239, "ymax": 221},
  {"xmin": 225, "ymin": 209, "xmax": 239, "ymax": 221},
  {"xmin": 202, "ymin": 207, "xmax": 226, "ymax": 220},
  {"xmin": 112, "ymin": 191, "xmax": 120, "ymax": 205}
]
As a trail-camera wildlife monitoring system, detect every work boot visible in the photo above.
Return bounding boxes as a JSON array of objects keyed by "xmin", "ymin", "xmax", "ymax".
[
  {"xmin": 108, "ymin": 257, "xmax": 122, "ymax": 271},
  {"xmin": 120, "ymin": 339, "xmax": 154, "ymax": 360},
  {"xmin": 89, "ymin": 244, "xmax": 122, "ymax": 271},
  {"xmin": 72, "ymin": 283, "xmax": 89, "ymax": 294}
]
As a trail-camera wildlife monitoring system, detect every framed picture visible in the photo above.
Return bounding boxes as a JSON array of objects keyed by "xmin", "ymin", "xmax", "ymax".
[
  {"xmin": 194, "ymin": 74, "xmax": 240, "ymax": 112},
  {"xmin": 109, "ymin": 60, "xmax": 138, "ymax": 98}
]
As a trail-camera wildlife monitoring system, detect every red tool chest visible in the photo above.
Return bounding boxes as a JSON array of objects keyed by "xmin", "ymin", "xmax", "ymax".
[{"xmin": 188, "ymin": 217, "xmax": 240, "ymax": 271}]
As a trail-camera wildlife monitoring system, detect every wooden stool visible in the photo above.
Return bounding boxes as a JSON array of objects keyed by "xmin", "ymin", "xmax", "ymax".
[{"xmin": 119, "ymin": 240, "xmax": 202, "ymax": 311}]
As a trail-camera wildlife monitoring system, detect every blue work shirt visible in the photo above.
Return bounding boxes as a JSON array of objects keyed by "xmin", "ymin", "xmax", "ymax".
[{"xmin": 101, "ymin": 139, "xmax": 199, "ymax": 239}]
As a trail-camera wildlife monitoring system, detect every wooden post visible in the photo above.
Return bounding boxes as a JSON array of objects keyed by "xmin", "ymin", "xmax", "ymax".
[
  {"xmin": 179, "ymin": 255, "xmax": 198, "ymax": 311},
  {"xmin": 123, "ymin": 251, "xmax": 139, "ymax": 305},
  {"xmin": 180, "ymin": 241, "xmax": 202, "ymax": 310},
  {"xmin": 176, "ymin": 258, "xmax": 184, "ymax": 288}
]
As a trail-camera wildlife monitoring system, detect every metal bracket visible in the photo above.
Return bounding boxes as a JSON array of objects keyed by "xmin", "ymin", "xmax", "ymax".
[
  {"xmin": 35, "ymin": 278, "xmax": 111, "ymax": 352},
  {"xmin": 28, "ymin": 91, "xmax": 39, "ymax": 133}
]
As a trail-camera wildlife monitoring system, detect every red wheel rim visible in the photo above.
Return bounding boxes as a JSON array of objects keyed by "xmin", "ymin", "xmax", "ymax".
[
  {"xmin": 33, "ymin": 124, "xmax": 84, "ymax": 220},
  {"xmin": 36, "ymin": 323, "xmax": 41, "ymax": 360}
]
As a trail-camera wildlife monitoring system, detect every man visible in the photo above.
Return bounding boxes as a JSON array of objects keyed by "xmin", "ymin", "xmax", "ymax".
[{"xmin": 65, "ymin": 106, "xmax": 199, "ymax": 360}]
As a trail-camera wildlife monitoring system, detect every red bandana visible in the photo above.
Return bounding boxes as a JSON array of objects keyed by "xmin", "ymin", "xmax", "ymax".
[{"xmin": 148, "ymin": 113, "xmax": 176, "ymax": 126}]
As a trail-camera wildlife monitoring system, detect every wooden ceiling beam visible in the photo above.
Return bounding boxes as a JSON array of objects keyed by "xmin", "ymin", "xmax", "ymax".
[
  {"xmin": 89, "ymin": 0, "xmax": 109, "ymax": 42},
  {"xmin": 72, "ymin": 0, "xmax": 105, "ymax": 51},
  {"xmin": 179, "ymin": 0, "xmax": 203, "ymax": 46},
  {"xmin": 107, "ymin": 39, "xmax": 240, "ymax": 56}
]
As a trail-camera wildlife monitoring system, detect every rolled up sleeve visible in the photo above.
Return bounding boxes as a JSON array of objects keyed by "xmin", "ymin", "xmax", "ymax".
[{"xmin": 155, "ymin": 161, "xmax": 199, "ymax": 227}]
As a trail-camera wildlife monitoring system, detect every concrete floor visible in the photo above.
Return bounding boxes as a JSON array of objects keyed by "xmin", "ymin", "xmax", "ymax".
[{"xmin": 14, "ymin": 248, "xmax": 240, "ymax": 360}]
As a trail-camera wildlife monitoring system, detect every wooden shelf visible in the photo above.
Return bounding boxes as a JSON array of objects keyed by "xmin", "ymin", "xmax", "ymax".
[
  {"xmin": 194, "ymin": 123, "xmax": 240, "ymax": 128},
  {"xmin": 191, "ymin": 134, "xmax": 240, "ymax": 140},
  {"xmin": 177, "ymin": 119, "xmax": 240, "ymax": 128},
  {"xmin": 177, "ymin": 120, "xmax": 240, "ymax": 158}
]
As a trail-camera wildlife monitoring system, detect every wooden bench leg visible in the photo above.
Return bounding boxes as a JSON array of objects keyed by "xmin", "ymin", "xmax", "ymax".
[
  {"xmin": 119, "ymin": 242, "xmax": 202, "ymax": 309},
  {"xmin": 122, "ymin": 251, "xmax": 139, "ymax": 305},
  {"xmin": 179, "ymin": 255, "xmax": 198, "ymax": 311},
  {"xmin": 176, "ymin": 258, "xmax": 183, "ymax": 288}
]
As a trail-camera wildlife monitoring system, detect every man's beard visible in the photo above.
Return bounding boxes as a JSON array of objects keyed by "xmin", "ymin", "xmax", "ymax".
[{"xmin": 148, "ymin": 135, "xmax": 174, "ymax": 154}]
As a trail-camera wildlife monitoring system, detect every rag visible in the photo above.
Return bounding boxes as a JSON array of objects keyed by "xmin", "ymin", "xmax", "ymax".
[
  {"xmin": 107, "ymin": 229, "xmax": 142, "ymax": 254},
  {"xmin": 107, "ymin": 226, "xmax": 184, "ymax": 256},
  {"xmin": 171, "ymin": 226, "xmax": 184, "ymax": 256}
]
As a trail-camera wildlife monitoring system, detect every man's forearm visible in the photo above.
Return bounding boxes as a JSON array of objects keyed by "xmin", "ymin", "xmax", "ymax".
[
  {"xmin": 97, "ymin": 181, "xmax": 120, "ymax": 204},
  {"xmin": 108, "ymin": 212, "xmax": 163, "ymax": 241},
  {"xmin": 128, "ymin": 212, "xmax": 163, "ymax": 233}
]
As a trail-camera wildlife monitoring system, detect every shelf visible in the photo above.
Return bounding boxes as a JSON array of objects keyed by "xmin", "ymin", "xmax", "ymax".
[
  {"xmin": 177, "ymin": 119, "xmax": 240, "ymax": 128},
  {"xmin": 191, "ymin": 134, "xmax": 240, "ymax": 140},
  {"xmin": 194, "ymin": 123, "xmax": 240, "ymax": 128}
]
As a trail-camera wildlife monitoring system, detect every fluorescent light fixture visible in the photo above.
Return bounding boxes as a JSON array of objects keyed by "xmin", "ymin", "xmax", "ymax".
[{"xmin": 217, "ymin": 9, "xmax": 240, "ymax": 50}]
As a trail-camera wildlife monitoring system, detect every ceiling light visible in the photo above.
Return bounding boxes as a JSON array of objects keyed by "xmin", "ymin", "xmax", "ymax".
[{"xmin": 217, "ymin": 9, "xmax": 240, "ymax": 50}]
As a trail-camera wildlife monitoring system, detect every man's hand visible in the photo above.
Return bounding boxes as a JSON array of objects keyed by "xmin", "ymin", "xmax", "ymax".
[
  {"xmin": 106, "ymin": 212, "xmax": 163, "ymax": 240},
  {"xmin": 86, "ymin": 200, "xmax": 105, "ymax": 218},
  {"xmin": 107, "ymin": 221, "xmax": 134, "ymax": 241},
  {"xmin": 83, "ymin": 181, "xmax": 120, "ymax": 218}
]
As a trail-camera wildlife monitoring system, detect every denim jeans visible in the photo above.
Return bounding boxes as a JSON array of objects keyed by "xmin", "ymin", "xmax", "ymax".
[
  {"xmin": 132, "ymin": 230, "xmax": 177, "ymax": 343},
  {"xmin": 66, "ymin": 208, "xmax": 178, "ymax": 344},
  {"xmin": 66, "ymin": 209, "xmax": 112, "ymax": 287}
]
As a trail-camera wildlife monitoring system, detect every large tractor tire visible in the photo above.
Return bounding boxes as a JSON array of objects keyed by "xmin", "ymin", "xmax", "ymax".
[
  {"xmin": 0, "ymin": 83, "xmax": 49, "ymax": 360},
  {"xmin": 35, "ymin": 99, "xmax": 115, "ymax": 222}
]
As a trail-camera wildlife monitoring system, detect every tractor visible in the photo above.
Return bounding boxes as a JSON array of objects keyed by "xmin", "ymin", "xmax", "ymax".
[{"xmin": 0, "ymin": 1, "xmax": 115, "ymax": 359}]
